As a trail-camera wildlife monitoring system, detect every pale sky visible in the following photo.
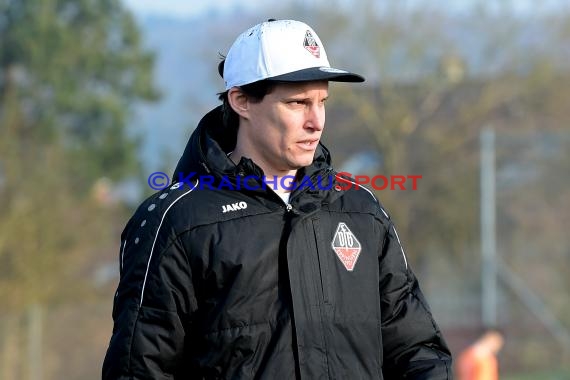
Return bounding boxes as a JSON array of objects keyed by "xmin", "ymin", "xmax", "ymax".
[
  {"xmin": 122, "ymin": 0, "xmax": 569, "ymax": 18},
  {"xmin": 121, "ymin": 0, "xmax": 264, "ymax": 18}
]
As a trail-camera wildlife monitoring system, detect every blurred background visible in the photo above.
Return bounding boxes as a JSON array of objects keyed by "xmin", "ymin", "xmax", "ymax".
[{"xmin": 1, "ymin": 0, "xmax": 569, "ymax": 378}]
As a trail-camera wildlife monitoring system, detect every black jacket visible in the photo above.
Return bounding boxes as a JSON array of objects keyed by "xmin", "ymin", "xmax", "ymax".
[{"xmin": 102, "ymin": 106, "xmax": 452, "ymax": 379}]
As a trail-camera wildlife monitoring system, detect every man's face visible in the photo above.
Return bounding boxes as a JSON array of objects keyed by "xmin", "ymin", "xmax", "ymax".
[{"xmin": 241, "ymin": 81, "xmax": 328, "ymax": 176}]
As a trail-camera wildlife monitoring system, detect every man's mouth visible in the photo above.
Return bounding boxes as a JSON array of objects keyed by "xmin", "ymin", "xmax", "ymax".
[{"xmin": 298, "ymin": 139, "xmax": 319, "ymax": 149}]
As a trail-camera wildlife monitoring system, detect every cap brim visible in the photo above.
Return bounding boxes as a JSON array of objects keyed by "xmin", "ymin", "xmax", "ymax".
[{"xmin": 267, "ymin": 66, "xmax": 365, "ymax": 83}]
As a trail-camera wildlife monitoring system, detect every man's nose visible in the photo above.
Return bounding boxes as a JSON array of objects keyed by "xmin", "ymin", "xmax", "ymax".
[{"xmin": 305, "ymin": 104, "xmax": 325, "ymax": 131}]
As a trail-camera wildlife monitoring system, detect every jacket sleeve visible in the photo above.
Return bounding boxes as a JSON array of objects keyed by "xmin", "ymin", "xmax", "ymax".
[
  {"xmin": 102, "ymin": 206, "xmax": 197, "ymax": 380},
  {"xmin": 379, "ymin": 219, "xmax": 453, "ymax": 379}
]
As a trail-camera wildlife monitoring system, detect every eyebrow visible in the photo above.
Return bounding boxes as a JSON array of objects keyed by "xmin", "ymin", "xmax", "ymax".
[{"xmin": 282, "ymin": 93, "xmax": 329, "ymax": 101}]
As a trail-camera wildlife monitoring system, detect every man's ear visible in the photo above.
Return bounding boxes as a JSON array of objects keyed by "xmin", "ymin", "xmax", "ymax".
[{"xmin": 228, "ymin": 88, "xmax": 249, "ymax": 120}]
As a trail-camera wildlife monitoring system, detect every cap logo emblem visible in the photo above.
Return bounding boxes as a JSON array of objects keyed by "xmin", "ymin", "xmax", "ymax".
[
  {"xmin": 303, "ymin": 30, "xmax": 320, "ymax": 58},
  {"xmin": 331, "ymin": 222, "xmax": 362, "ymax": 271}
]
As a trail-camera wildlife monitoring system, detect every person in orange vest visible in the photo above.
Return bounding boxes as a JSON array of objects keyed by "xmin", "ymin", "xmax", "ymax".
[{"xmin": 456, "ymin": 329, "xmax": 505, "ymax": 380}]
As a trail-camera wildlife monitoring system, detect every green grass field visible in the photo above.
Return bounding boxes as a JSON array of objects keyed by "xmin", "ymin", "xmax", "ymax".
[{"xmin": 502, "ymin": 369, "xmax": 570, "ymax": 380}]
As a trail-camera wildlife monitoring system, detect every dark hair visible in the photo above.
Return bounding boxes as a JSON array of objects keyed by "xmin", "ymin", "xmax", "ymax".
[{"xmin": 217, "ymin": 59, "xmax": 277, "ymax": 129}]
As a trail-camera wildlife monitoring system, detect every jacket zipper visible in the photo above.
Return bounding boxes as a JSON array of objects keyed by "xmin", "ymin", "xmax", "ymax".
[{"xmin": 311, "ymin": 218, "xmax": 330, "ymax": 304}]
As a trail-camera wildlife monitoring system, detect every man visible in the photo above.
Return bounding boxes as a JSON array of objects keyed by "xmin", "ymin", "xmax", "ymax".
[
  {"xmin": 456, "ymin": 329, "xmax": 504, "ymax": 380},
  {"xmin": 102, "ymin": 19, "xmax": 452, "ymax": 379}
]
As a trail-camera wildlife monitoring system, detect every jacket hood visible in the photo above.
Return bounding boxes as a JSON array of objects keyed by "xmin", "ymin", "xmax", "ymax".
[{"xmin": 172, "ymin": 105, "xmax": 333, "ymax": 185}]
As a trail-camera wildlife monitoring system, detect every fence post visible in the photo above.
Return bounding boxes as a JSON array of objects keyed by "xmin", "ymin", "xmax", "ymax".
[
  {"xmin": 27, "ymin": 304, "xmax": 42, "ymax": 380},
  {"xmin": 1, "ymin": 313, "xmax": 21, "ymax": 380},
  {"xmin": 480, "ymin": 127, "xmax": 498, "ymax": 327}
]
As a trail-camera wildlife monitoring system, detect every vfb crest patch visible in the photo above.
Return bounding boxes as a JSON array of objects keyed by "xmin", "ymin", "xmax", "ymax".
[
  {"xmin": 331, "ymin": 222, "xmax": 362, "ymax": 271},
  {"xmin": 303, "ymin": 30, "xmax": 320, "ymax": 58}
]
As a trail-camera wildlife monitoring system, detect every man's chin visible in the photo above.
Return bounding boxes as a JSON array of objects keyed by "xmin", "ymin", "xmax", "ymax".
[{"xmin": 291, "ymin": 160, "xmax": 314, "ymax": 170}]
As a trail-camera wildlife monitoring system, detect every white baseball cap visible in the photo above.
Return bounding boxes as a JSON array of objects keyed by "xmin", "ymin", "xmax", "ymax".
[{"xmin": 220, "ymin": 19, "xmax": 365, "ymax": 90}]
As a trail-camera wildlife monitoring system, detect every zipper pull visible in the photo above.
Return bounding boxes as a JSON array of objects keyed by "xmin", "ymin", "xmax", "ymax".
[
  {"xmin": 286, "ymin": 203, "xmax": 293, "ymax": 212},
  {"xmin": 200, "ymin": 161, "xmax": 211, "ymax": 174}
]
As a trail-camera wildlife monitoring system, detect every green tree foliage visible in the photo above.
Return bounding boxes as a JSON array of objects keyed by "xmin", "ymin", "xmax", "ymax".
[
  {"xmin": 1, "ymin": 0, "xmax": 158, "ymax": 180},
  {"xmin": 0, "ymin": 0, "xmax": 158, "ymax": 311}
]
